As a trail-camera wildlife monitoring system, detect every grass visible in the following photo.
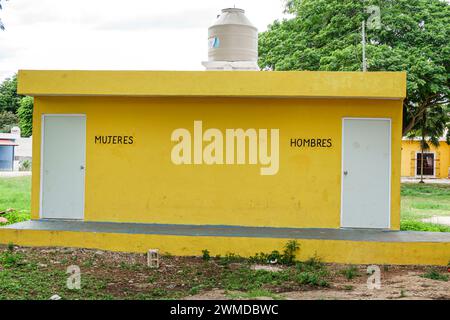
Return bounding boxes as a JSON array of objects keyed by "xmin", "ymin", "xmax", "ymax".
[
  {"xmin": 0, "ymin": 176, "xmax": 31, "ymax": 226},
  {"xmin": 400, "ymin": 220, "xmax": 450, "ymax": 232},
  {"xmin": 0, "ymin": 250, "xmax": 114, "ymax": 300},
  {"xmin": 0, "ymin": 244, "xmax": 331, "ymax": 300},
  {"xmin": 340, "ymin": 265, "xmax": 359, "ymax": 280},
  {"xmin": 226, "ymin": 289, "xmax": 284, "ymax": 300},
  {"xmin": 421, "ymin": 268, "xmax": 449, "ymax": 282},
  {"xmin": 401, "ymin": 183, "xmax": 450, "ymax": 219},
  {"xmin": 400, "ymin": 183, "xmax": 450, "ymax": 232}
]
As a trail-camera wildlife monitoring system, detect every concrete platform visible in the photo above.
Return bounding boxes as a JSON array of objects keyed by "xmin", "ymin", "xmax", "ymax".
[
  {"xmin": 3, "ymin": 220, "xmax": 450, "ymax": 242},
  {"xmin": 1, "ymin": 220, "xmax": 450, "ymax": 266}
]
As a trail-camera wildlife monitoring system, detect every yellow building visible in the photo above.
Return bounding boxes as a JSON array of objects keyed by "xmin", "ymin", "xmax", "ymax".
[
  {"xmin": 401, "ymin": 138, "xmax": 450, "ymax": 179},
  {"xmin": 1, "ymin": 70, "xmax": 449, "ymax": 266}
]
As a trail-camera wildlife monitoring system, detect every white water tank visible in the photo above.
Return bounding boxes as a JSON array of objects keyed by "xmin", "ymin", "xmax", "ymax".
[{"xmin": 202, "ymin": 8, "xmax": 259, "ymax": 70}]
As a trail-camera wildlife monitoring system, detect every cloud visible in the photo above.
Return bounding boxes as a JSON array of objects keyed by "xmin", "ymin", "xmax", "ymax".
[
  {"xmin": 96, "ymin": 8, "xmax": 213, "ymax": 31},
  {"xmin": 0, "ymin": 0, "xmax": 286, "ymax": 81}
]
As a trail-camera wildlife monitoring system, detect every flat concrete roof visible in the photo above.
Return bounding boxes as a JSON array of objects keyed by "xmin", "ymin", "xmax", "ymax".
[
  {"xmin": 3, "ymin": 220, "xmax": 450, "ymax": 243},
  {"xmin": 17, "ymin": 70, "xmax": 406, "ymax": 100}
]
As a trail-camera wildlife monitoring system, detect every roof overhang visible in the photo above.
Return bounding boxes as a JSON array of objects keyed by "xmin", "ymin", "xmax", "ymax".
[
  {"xmin": 0, "ymin": 139, "xmax": 18, "ymax": 146},
  {"xmin": 18, "ymin": 70, "xmax": 407, "ymax": 100}
]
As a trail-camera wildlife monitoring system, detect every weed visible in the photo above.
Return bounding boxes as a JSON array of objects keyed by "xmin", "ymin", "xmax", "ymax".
[
  {"xmin": 281, "ymin": 240, "xmax": 300, "ymax": 265},
  {"xmin": 201, "ymin": 249, "xmax": 210, "ymax": 261},
  {"xmin": 421, "ymin": 268, "xmax": 449, "ymax": 281},
  {"xmin": 297, "ymin": 255, "xmax": 325, "ymax": 272},
  {"xmin": 219, "ymin": 252, "xmax": 244, "ymax": 265},
  {"xmin": 189, "ymin": 285, "xmax": 204, "ymax": 295},
  {"xmin": 341, "ymin": 265, "xmax": 359, "ymax": 280},
  {"xmin": 248, "ymin": 240, "xmax": 300, "ymax": 265},
  {"xmin": 296, "ymin": 271, "xmax": 329, "ymax": 287},
  {"xmin": 149, "ymin": 288, "xmax": 168, "ymax": 297},
  {"xmin": 226, "ymin": 289, "xmax": 283, "ymax": 300},
  {"xmin": 344, "ymin": 285, "xmax": 354, "ymax": 291},
  {"xmin": 0, "ymin": 251, "xmax": 24, "ymax": 268},
  {"xmin": 249, "ymin": 250, "xmax": 282, "ymax": 264},
  {"xmin": 222, "ymin": 267, "xmax": 289, "ymax": 291}
]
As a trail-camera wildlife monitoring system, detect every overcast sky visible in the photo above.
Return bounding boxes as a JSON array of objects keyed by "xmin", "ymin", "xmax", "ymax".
[{"xmin": 0, "ymin": 0, "xmax": 287, "ymax": 81}]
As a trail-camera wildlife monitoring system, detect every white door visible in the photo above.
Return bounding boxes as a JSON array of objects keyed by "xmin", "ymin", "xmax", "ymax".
[
  {"xmin": 41, "ymin": 115, "xmax": 86, "ymax": 219},
  {"xmin": 341, "ymin": 118, "xmax": 391, "ymax": 229}
]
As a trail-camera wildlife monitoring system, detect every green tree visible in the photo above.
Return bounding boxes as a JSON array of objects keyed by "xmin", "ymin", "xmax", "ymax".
[
  {"xmin": 0, "ymin": 110, "xmax": 18, "ymax": 132},
  {"xmin": 0, "ymin": 74, "xmax": 22, "ymax": 114},
  {"xmin": 17, "ymin": 96, "xmax": 33, "ymax": 137},
  {"xmin": 259, "ymin": 0, "xmax": 449, "ymax": 136}
]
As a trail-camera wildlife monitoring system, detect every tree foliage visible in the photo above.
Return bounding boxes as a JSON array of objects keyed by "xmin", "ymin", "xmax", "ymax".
[
  {"xmin": 17, "ymin": 96, "xmax": 33, "ymax": 137},
  {"xmin": 0, "ymin": 110, "xmax": 18, "ymax": 133},
  {"xmin": 0, "ymin": 0, "xmax": 7, "ymax": 30},
  {"xmin": 0, "ymin": 74, "xmax": 22, "ymax": 114},
  {"xmin": 259, "ymin": 0, "xmax": 450, "ymax": 136}
]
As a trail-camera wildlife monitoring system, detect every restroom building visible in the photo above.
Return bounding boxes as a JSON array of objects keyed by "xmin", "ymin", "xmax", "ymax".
[
  {"xmin": 0, "ymin": 70, "xmax": 449, "ymax": 266},
  {"xmin": 1, "ymin": 8, "xmax": 449, "ymax": 265},
  {"xmin": 13, "ymin": 70, "xmax": 406, "ymax": 230}
]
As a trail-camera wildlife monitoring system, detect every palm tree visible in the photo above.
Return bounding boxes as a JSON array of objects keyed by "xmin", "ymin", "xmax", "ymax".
[{"xmin": 407, "ymin": 105, "xmax": 450, "ymax": 183}]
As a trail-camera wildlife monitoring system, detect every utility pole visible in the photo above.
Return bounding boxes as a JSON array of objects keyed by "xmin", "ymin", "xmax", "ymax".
[{"xmin": 362, "ymin": 20, "xmax": 367, "ymax": 72}]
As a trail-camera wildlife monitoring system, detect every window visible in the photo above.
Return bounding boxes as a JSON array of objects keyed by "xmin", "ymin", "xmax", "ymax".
[{"xmin": 416, "ymin": 153, "xmax": 434, "ymax": 176}]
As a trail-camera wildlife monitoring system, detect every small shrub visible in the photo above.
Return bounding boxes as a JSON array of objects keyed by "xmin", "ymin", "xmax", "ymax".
[
  {"xmin": 296, "ymin": 271, "xmax": 329, "ymax": 287},
  {"xmin": 19, "ymin": 160, "xmax": 31, "ymax": 171},
  {"xmin": 341, "ymin": 265, "xmax": 359, "ymax": 280},
  {"xmin": 281, "ymin": 240, "xmax": 300, "ymax": 265},
  {"xmin": 1, "ymin": 211, "xmax": 30, "ymax": 226},
  {"xmin": 421, "ymin": 268, "xmax": 449, "ymax": 282},
  {"xmin": 147, "ymin": 275, "xmax": 157, "ymax": 283},
  {"xmin": 189, "ymin": 285, "xmax": 204, "ymax": 295},
  {"xmin": 249, "ymin": 240, "xmax": 300, "ymax": 265},
  {"xmin": 294, "ymin": 256, "xmax": 329, "ymax": 287},
  {"xmin": 297, "ymin": 255, "xmax": 325, "ymax": 272},
  {"xmin": 0, "ymin": 251, "xmax": 24, "ymax": 268},
  {"xmin": 221, "ymin": 267, "xmax": 290, "ymax": 291},
  {"xmin": 219, "ymin": 252, "xmax": 244, "ymax": 265},
  {"xmin": 249, "ymin": 250, "xmax": 282, "ymax": 264},
  {"xmin": 201, "ymin": 249, "xmax": 210, "ymax": 261},
  {"xmin": 150, "ymin": 288, "xmax": 168, "ymax": 297}
]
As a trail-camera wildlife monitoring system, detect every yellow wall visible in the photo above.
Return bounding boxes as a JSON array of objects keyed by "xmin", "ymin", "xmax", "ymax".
[
  {"xmin": 401, "ymin": 140, "xmax": 450, "ymax": 178},
  {"xmin": 31, "ymin": 96, "xmax": 403, "ymax": 229},
  {"xmin": 1, "ymin": 228, "xmax": 449, "ymax": 265}
]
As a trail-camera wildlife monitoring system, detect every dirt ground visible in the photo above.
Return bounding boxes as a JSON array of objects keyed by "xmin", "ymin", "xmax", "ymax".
[
  {"xmin": 1, "ymin": 246, "xmax": 449, "ymax": 300},
  {"xmin": 187, "ymin": 269, "xmax": 450, "ymax": 300}
]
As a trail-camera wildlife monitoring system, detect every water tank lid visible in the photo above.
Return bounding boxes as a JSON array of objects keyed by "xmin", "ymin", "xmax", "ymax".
[
  {"xmin": 211, "ymin": 7, "xmax": 257, "ymax": 29},
  {"xmin": 221, "ymin": 8, "xmax": 244, "ymax": 13}
]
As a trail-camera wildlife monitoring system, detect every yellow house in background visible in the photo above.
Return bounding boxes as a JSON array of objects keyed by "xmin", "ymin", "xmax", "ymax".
[{"xmin": 401, "ymin": 138, "xmax": 450, "ymax": 179}]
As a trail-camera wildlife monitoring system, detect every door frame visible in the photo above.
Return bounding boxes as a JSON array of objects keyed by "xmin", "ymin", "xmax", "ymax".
[
  {"xmin": 340, "ymin": 117, "xmax": 392, "ymax": 229},
  {"xmin": 39, "ymin": 114, "xmax": 87, "ymax": 220},
  {"xmin": 414, "ymin": 151, "xmax": 436, "ymax": 178}
]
